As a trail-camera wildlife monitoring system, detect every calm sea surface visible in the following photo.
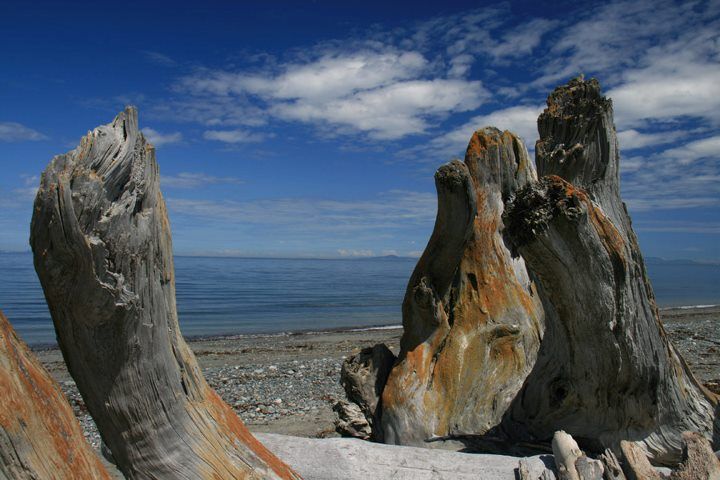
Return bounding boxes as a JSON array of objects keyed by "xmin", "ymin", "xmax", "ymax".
[{"xmin": 0, "ymin": 252, "xmax": 718, "ymax": 345}]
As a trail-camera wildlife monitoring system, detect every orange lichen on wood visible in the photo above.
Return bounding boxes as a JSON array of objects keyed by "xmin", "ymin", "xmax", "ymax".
[
  {"xmin": 0, "ymin": 310, "xmax": 110, "ymax": 479},
  {"xmin": 381, "ymin": 128, "xmax": 544, "ymax": 445},
  {"xmin": 202, "ymin": 387, "xmax": 301, "ymax": 480}
]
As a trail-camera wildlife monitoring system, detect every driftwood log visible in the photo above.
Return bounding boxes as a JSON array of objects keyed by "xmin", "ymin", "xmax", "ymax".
[
  {"xmin": 500, "ymin": 78, "xmax": 719, "ymax": 465},
  {"xmin": 381, "ymin": 130, "xmax": 545, "ymax": 445},
  {"xmin": 30, "ymin": 108, "xmax": 300, "ymax": 479},
  {"xmin": 552, "ymin": 430, "xmax": 603, "ymax": 480},
  {"xmin": 335, "ymin": 344, "xmax": 395, "ymax": 440},
  {"xmin": 0, "ymin": 310, "xmax": 110, "ymax": 479}
]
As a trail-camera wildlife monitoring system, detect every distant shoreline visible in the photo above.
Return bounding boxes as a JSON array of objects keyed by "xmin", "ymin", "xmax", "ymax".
[{"xmin": 29, "ymin": 304, "xmax": 719, "ymax": 351}]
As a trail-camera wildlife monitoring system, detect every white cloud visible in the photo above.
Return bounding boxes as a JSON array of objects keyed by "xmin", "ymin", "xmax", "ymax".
[
  {"xmin": 143, "ymin": 51, "xmax": 177, "ymax": 67},
  {"xmin": 273, "ymin": 79, "xmax": 487, "ymax": 140},
  {"xmin": 418, "ymin": 105, "xmax": 543, "ymax": 160},
  {"xmin": 338, "ymin": 249, "xmax": 375, "ymax": 257},
  {"xmin": 141, "ymin": 127, "xmax": 182, "ymax": 147},
  {"xmin": 12, "ymin": 187, "xmax": 38, "ymax": 200},
  {"xmin": 0, "ymin": 122, "xmax": 46, "ymax": 142},
  {"xmin": 167, "ymin": 190, "xmax": 437, "ymax": 233},
  {"xmin": 177, "ymin": 50, "xmax": 489, "ymax": 140},
  {"xmin": 622, "ymin": 136, "xmax": 720, "ymax": 211},
  {"xmin": 487, "ymin": 19, "xmax": 558, "ymax": 60},
  {"xmin": 617, "ymin": 129, "xmax": 685, "ymax": 151},
  {"xmin": 534, "ymin": 0, "xmax": 700, "ymax": 87},
  {"xmin": 609, "ymin": 70, "xmax": 720, "ymax": 128},
  {"xmin": 203, "ymin": 129, "xmax": 266, "ymax": 143},
  {"xmin": 660, "ymin": 136, "xmax": 720, "ymax": 165},
  {"xmin": 161, "ymin": 172, "xmax": 244, "ymax": 189}
]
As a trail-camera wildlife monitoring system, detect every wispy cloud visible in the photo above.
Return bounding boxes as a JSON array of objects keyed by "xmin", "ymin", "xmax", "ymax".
[
  {"xmin": 622, "ymin": 135, "xmax": 720, "ymax": 212},
  {"xmin": 141, "ymin": 127, "xmax": 182, "ymax": 147},
  {"xmin": 617, "ymin": 129, "xmax": 685, "ymax": 151},
  {"xmin": 659, "ymin": 135, "xmax": 720, "ymax": 165},
  {"xmin": 143, "ymin": 50, "xmax": 177, "ymax": 67},
  {"xmin": 337, "ymin": 249, "xmax": 375, "ymax": 257},
  {"xmin": 203, "ymin": 129, "xmax": 267, "ymax": 143},
  {"xmin": 0, "ymin": 122, "xmax": 46, "ymax": 142},
  {"xmin": 177, "ymin": 50, "xmax": 489, "ymax": 140},
  {"xmin": 167, "ymin": 190, "xmax": 436, "ymax": 234},
  {"xmin": 405, "ymin": 105, "xmax": 543, "ymax": 162},
  {"xmin": 161, "ymin": 172, "xmax": 244, "ymax": 189}
]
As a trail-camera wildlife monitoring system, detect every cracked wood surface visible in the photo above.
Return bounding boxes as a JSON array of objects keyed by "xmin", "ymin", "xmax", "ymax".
[
  {"xmin": 0, "ymin": 310, "xmax": 110, "ymax": 479},
  {"xmin": 30, "ymin": 108, "xmax": 301, "ymax": 479}
]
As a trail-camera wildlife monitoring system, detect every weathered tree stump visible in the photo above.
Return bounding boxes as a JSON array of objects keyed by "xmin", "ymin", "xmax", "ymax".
[
  {"xmin": 0, "ymin": 310, "xmax": 110, "ymax": 479},
  {"xmin": 30, "ymin": 108, "xmax": 301, "ymax": 479},
  {"xmin": 501, "ymin": 78, "xmax": 719, "ymax": 465},
  {"xmin": 381, "ymin": 129, "xmax": 545, "ymax": 445}
]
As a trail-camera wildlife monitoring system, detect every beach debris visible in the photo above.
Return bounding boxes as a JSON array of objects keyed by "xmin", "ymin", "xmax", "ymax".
[
  {"xmin": 333, "ymin": 400, "xmax": 373, "ymax": 439},
  {"xmin": 0, "ymin": 310, "xmax": 110, "ymax": 479},
  {"xmin": 669, "ymin": 431, "xmax": 720, "ymax": 480},
  {"xmin": 551, "ymin": 431, "xmax": 603, "ymax": 480},
  {"xmin": 30, "ymin": 108, "xmax": 300, "ymax": 479},
  {"xmin": 381, "ymin": 135, "xmax": 545, "ymax": 445},
  {"xmin": 598, "ymin": 449, "xmax": 627, "ymax": 480},
  {"xmin": 336, "ymin": 343, "xmax": 395, "ymax": 441},
  {"xmin": 499, "ymin": 77, "xmax": 719, "ymax": 465},
  {"xmin": 619, "ymin": 441, "xmax": 662, "ymax": 480}
]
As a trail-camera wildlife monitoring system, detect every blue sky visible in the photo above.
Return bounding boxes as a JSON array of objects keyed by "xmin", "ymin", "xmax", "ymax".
[{"xmin": 1, "ymin": 0, "xmax": 718, "ymax": 260}]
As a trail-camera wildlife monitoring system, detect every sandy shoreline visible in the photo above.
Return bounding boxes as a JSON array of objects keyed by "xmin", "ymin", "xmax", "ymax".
[{"xmin": 33, "ymin": 305, "xmax": 719, "ymax": 453}]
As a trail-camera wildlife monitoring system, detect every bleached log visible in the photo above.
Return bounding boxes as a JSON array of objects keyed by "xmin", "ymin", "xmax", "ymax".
[
  {"xmin": 382, "ymin": 131, "xmax": 544, "ymax": 445},
  {"xmin": 547, "ymin": 431, "xmax": 604, "ymax": 480},
  {"xmin": 30, "ymin": 108, "xmax": 300, "ymax": 479},
  {"xmin": 0, "ymin": 310, "xmax": 110, "ymax": 479},
  {"xmin": 552, "ymin": 431, "xmax": 584, "ymax": 480}
]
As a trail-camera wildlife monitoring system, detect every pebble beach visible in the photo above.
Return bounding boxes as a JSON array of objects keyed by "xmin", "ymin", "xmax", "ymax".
[{"xmin": 33, "ymin": 305, "xmax": 719, "ymax": 453}]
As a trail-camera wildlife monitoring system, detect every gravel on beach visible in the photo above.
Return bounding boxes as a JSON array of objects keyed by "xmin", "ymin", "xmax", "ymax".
[{"xmin": 33, "ymin": 306, "xmax": 719, "ymax": 453}]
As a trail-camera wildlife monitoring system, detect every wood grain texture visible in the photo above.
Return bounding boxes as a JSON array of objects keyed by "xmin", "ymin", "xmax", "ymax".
[
  {"xmin": 0, "ymin": 310, "xmax": 110, "ymax": 479},
  {"xmin": 501, "ymin": 78, "xmax": 719, "ymax": 465},
  {"xmin": 30, "ymin": 108, "xmax": 301, "ymax": 480},
  {"xmin": 381, "ymin": 130, "xmax": 545, "ymax": 445}
]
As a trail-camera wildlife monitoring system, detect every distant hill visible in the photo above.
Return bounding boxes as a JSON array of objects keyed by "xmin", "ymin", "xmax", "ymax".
[{"xmin": 645, "ymin": 256, "xmax": 720, "ymax": 267}]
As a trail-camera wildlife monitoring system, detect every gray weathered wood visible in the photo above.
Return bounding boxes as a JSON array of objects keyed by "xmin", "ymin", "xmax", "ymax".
[
  {"xmin": 501, "ymin": 78, "xmax": 719, "ymax": 465},
  {"xmin": 599, "ymin": 449, "xmax": 627, "ymax": 480},
  {"xmin": 255, "ymin": 433, "xmax": 556, "ymax": 480},
  {"xmin": 381, "ymin": 131, "xmax": 545, "ymax": 446},
  {"xmin": 336, "ymin": 344, "xmax": 395, "ymax": 440},
  {"xmin": 30, "ymin": 108, "xmax": 300, "ymax": 480},
  {"xmin": 0, "ymin": 310, "xmax": 110, "ymax": 479}
]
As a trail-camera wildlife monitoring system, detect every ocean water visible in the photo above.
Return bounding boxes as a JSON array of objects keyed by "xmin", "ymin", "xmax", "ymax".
[{"xmin": 0, "ymin": 252, "xmax": 718, "ymax": 345}]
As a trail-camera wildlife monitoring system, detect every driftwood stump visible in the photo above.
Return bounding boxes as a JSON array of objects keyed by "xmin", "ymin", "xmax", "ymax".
[
  {"xmin": 30, "ymin": 108, "xmax": 300, "ymax": 479},
  {"xmin": 381, "ymin": 130, "xmax": 544, "ymax": 445},
  {"xmin": 500, "ymin": 78, "xmax": 719, "ymax": 464},
  {"xmin": 0, "ymin": 310, "xmax": 110, "ymax": 479}
]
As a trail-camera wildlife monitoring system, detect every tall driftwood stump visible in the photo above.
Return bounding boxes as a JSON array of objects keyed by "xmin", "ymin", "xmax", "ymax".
[
  {"xmin": 500, "ymin": 78, "xmax": 719, "ymax": 465},
  {"xmin": 30, "ymin": 108, "xmax": 301, "ymax": 479},
  {"xmin": 381, "ymin": 129, "xmax": 545, "ymax": 445},
  {"xmin": 0, "ymin": 310, "xmax": 110, "ymax": 479}
]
